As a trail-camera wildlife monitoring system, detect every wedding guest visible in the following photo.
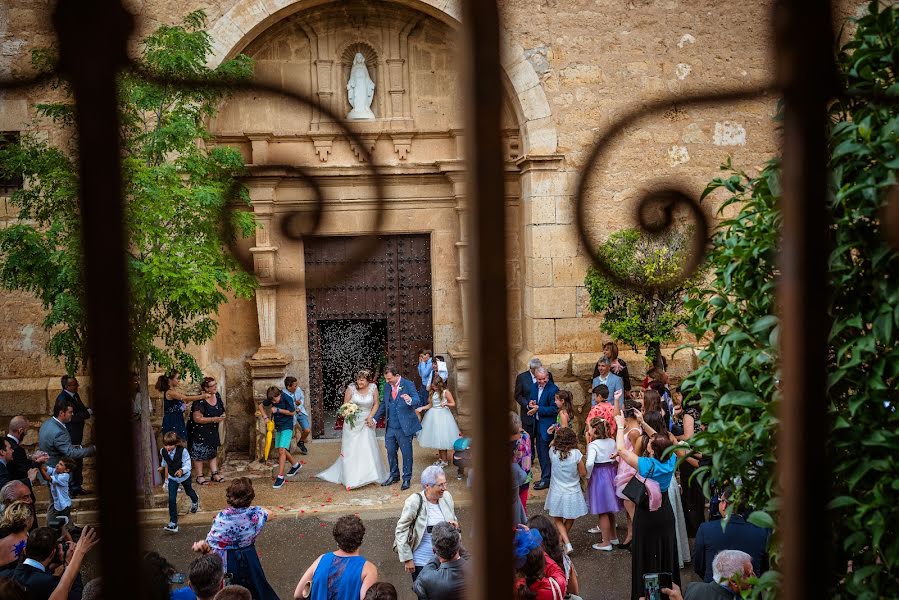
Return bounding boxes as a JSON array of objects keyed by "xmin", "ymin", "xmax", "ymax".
[
  {"xmin": 514, "ymin": 358, "xmax": 554, "ymax": 459},
  {"xmin": 364, "ymin": 583, "xmax": 398, "ymax": 600},
  {"xmin": 416, "ymin": 376, "xmax": 460, "ymax": 467},
  {"xmin": 613, "ymin": 399, "xmax": 648, "ymax": 549},
  {"xmin": 513, "ymin": 528, "xmax": 566, "ymax": 600},
  {"xmin": 56, "ymin": 375, "xmax": 91, "ymax": 496},
  {"xmin": 671, "ymin": 389, "xmax": 705, "ymax": 537},
  {"xmin": 156, "ymin": 370, "xmax": 209, "ymax": 441},
  {"xmin": 529, "ymin": 368, "xmax": 558, "ymax": 491},
  {"xmin": 510, "ymin": 412, "xmax": 532, "ymax": 515},
  {"xmin": 591, "ymin": 357, "xmax": 624, "ymax": 411},
  {"xmin": 585, "ymin": 417, "xmax": 621, "ymax": 551},
  {"xmin": 586, "ymin": 385, "xmax": 619, "ymax": 438},
  {"xmin": 614, "ymin": 413, "xmax": 681, "ymax": 600},
  {"xmin": 394, "ymin": 466, "xmax": 458, "ymax": 582},
  {"xmin": 0, "ymin": 501, "xmax": 34, "ymax": 571},
  {"xmin": 295, "ymin": 514, "xmax": 377, "ymax": 600},
  {"xmin": 546, "ymin": 390, "xmax": 574, "ymax": 438},
  {"xmin": 412, "ymin": 521, "xmax": 466, "ymax": 600},
  {"xmin": 417, "ymin": 349, "xmax": 448, "ymax": 405},
  {"xmin": 543, "ymin": 427, "xmax": 588, "ymax": 554},
  {"xmin": 188, "ymin": 376, "xmax": 226, "ymax": 485},
  {"xmin": 693, "ymin": 489, "xmax": 769, "ymax": 583},
  {"xmin": 192, "ymin": 478, "xmax": 277, "ymax": 600},
  {"xmin": 527, "ymin": 514, "xmax": 580, "ymax": 598},
  {"xmin": 595, "ymin": 342, "xmax": 631, "ymax": 396},
  {"xmin": 259, "ymin": 385, "xmax": 301, "ymax": 490},
  {"xmin": 159, "ymin": 431, "xmax": 200, "ymax": 534},
  {"xmin": 284, "ymin": 376, "xmax": 311, "ymax": 455}
]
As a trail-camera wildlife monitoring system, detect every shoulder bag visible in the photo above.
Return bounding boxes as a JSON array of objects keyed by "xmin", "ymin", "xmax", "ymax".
[{"xmin": 622, "ymin": 463, "xmax": 655, "ymax": 508}]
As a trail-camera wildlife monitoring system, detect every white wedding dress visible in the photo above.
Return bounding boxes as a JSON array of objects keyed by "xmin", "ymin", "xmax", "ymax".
[{"xmin": 317, "ymin": 383, "xmax": 388, "ymax": 489}]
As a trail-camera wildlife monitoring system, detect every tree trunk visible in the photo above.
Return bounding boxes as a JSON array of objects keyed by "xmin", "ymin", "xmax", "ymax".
[
  {"xmin": 139, "ymin": 354, "xmax": 156, "ymax": 509},
  {"xmin": 647, "ymin": 341, "xmax": 663, "ymax": 370}
]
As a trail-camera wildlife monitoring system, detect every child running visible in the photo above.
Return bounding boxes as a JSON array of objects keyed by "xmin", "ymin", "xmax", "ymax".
[
  {"xmin": 543, "ymin": 427, "xmax": 588, "ymax": 554},
  {"xmin": 159, "ymin": 431, "xmax": 199, "ymax": 533},
  {"xmin": 585, "ymin": 417, "xmax": 622, "ymax": 550},
  {"xmin": 260, "ymin": 385, "xmax": 303, "ymax": 489}
]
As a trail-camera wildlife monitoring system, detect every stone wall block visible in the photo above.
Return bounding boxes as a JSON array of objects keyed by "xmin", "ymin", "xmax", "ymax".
[
  {"xmin": 522, "ymin": 170, "xmax": 569, "ymax": 197},
  {"xmin": 530, "ymin": 319, "xmax": 556, "ymax": 354},
  {"xmin": 532, "ymin": 286, "xmax": 576, "ymax": 319},
  {"xmin": 571, "ymin": 353, "xmax": 600, "ymax": 379},
  {"xmin": 527, "ymin": 196, "xmax": 556, "ymax": 225},
  {"xmin": 554, "ymin": 317, "xmax": 603, "ymax": 353},
  {"xmin": 530, "ymin": 224, "xmax": 579, "ymax": 258},
  {"xmin": 523, "ymin": 117, "xmax": 559, "ymax": 155},
  {"xmin": 518, "ymin": 84, "xmax": 552, "ymax": 121},
  {"xmin": 555, "ymin": 195, "xmax": 575, "ymax": 225},
  {"xmin": 506, "ymin": 58, "xmax": 541, "ymax": 94},
  {"xmin": 526, "ymin": 257, "xmax": 553, "ymax": 288},
  {"xmin": 552, "ymin": 256, "xmax": 590, "ymax": 288}
]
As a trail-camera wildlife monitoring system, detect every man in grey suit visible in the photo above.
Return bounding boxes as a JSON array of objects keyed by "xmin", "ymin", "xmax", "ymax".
[
  {"xmin": 592, "ymin": 356, "xmax": 624, "ymax": 411},
  {"xmin": 39, "ymin": 397, "xmax": 96, "ymax": 494}
]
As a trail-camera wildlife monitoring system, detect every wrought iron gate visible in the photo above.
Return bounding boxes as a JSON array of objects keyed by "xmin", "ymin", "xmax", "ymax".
[
  {"xmin": 304, "ymin": 234, "xmax": 433, "ymax": 436},
  {"xmin": 0, "ymin": 0, "xmax": 887, "ymax": 598}
]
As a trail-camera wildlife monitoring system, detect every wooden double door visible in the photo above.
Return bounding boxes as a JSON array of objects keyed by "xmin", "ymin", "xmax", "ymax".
[{"xmin": 304, "ymin": 234, "xmax": 433, "ymax": 437}]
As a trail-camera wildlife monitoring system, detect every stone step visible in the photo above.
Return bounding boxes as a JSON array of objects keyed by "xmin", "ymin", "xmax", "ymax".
[{"xmin": 35, "ymin": 491, "xmax": 168, "ymax": 513}]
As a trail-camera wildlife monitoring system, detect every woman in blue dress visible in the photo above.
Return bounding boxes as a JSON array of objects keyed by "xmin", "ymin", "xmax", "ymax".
[
  {"xmin": 155, "ymin": 370, "xmax": 209, "ymax": 441},
  {"xmin": 295, "ymin": 514, "xmax": 378, "ymax": 600}
]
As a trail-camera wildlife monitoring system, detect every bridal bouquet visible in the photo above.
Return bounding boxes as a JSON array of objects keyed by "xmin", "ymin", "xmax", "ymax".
[{"xmin": 338, "ymin": 402, "xmax": 360, "ymax": 429}]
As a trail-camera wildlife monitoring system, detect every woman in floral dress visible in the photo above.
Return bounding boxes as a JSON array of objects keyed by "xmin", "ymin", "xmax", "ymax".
[{"xmin": 192, "ymin": 477, "xmax": 278, "ymax": 600}]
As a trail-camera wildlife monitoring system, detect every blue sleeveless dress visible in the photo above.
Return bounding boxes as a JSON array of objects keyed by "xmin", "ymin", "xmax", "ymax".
[{"xmin": 311, "ymin": 553, "xmax": 365, "ymax": 600}]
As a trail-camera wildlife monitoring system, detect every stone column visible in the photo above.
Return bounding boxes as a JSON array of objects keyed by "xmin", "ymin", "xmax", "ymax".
[
  {"xmin": 245, "ymin": 182, "xmax": 291, "ymax": 460},
  {"xmin": 438, "ymin": 159, "xmax": 472, "ymax": 431}
]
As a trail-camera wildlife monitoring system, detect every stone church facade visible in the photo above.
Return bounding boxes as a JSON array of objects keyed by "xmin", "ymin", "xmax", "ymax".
[{"xmin": 2, "ymin": 0, "xmax": 840, "ymax": 454}]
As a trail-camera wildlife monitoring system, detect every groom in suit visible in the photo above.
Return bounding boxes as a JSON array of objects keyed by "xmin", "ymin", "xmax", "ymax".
[{"xmin": 374, "ymin": 363, "xmax": 422, "ymax": 490}]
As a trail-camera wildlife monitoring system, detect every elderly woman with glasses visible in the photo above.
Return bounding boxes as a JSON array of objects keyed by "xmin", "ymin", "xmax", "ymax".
[{"xmin": 394, "ymin": 465, "xmax": 458, "ymax": 583}]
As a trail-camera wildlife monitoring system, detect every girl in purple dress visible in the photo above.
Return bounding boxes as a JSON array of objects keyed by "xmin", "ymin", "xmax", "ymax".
[{"xmin": 586, "ymin": 417, "xmax": 622, "ymax": 551}]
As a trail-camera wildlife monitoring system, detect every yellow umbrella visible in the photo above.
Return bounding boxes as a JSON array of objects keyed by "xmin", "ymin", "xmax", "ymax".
[{"xmin": 263, "ymin": 419, "xmax": 275, "ymax": 461}]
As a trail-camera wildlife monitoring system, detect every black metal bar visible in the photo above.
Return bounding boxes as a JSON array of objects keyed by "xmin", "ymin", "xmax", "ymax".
[
  {"xmin": 460, "ymin": 1, "xmax": 513, "ymax": 599},
  {"xmin": 51, "ymin": 1, "xmax": 146, "ymax": 596},
  {"xmin": 774, "ymin": 0, "xmax": 835, "ymax": 597}
]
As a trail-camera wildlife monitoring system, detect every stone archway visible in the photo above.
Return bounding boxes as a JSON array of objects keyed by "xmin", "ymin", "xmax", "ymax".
[
  {"xmin": 206, "ymin": 0, "xmax": 568, "ymax": 447},
  {"xmin": 205, "ymin": 0, "xmax": 559, "ymax": 156}
]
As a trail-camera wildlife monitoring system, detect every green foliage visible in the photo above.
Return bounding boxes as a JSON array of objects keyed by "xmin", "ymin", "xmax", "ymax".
[
  {"xmin": 0, "ymin": 11, "xmax": 256, "ymax": 379},
  {"xmin": 584, "ymin": 226, "xmax": 701, "ymax": 362},
  {"xmin": 826, "ymin": 3, "xmax": 899, "ymax": 597},
  {"xmin": 682, "ymin": 2, "xmax": 899, "ymax": 597},
  {"xmin": 681, "ymin": 158, "xmax": 782, "ymax": 569}
]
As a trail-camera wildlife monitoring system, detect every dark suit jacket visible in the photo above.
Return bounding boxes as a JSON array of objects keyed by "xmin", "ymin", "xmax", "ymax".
[
  {"xmin": 530, "ymin": 382, "xmax": 559, "ymax": 441},
  {"xmin": 0, "ymin": 461, "xmax": 10, "ymax": 490},
  {"xmin": 374, "ymin": 377, "xmax": 423, "ymax": 437},
  {"xmin": 7, "ymin": 435, "xmax": 36, "ymax": 486},
  {"xmin": 12, "ymin": 561, "xmax": 83, "ymax": 600},
  {"xmin": 55, "ymin": 391, "xmax": 91, "ymax": 446},
  {"xmin": 684, "ymin": 582, "xmax": 735, "ymax": 600},
  {"xmin": 513, "ymin": 371, "xmax": 553, "ymax": 432},
  {"xmin": 693, "ymin": 516, "xmax": 770, "ymax": 583}
]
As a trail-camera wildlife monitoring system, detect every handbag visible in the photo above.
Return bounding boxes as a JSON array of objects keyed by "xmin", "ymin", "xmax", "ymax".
[{"xmin": 622, "ymin": 464, "xmax": 654, "ymax": 508}]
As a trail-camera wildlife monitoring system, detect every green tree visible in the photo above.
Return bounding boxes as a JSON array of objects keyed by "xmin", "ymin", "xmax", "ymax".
[
  {"xmin": 0, "ymin": 11, "xmax": 256, "ymax": 506},
  {"xmin": 682, "ymin": 3, "xmax": 899, "ymax": 596},
  {"xmin": 584, "ymin": 227, "xmax": 700, "ymax": 365}
]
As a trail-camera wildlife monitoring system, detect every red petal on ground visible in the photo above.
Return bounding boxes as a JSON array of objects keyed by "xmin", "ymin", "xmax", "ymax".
[
  {"xmin": 319, "ymin": 523, "xmax": 326, "ymax": 527},
  {"xmin": 326, "ymin": 497, "xmax": 332, "ymax": 502},
  {"xmin": 299, "ymin": 534, "xmax": 305, "ymax": 538}
]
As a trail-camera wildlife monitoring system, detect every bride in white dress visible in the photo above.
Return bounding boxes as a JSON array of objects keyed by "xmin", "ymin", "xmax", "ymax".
[{"xmin": 317, "ymin": 369, "xmax": 388, "ymax": 489}]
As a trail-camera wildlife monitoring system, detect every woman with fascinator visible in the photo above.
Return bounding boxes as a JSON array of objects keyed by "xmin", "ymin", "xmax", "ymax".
[{"xmin": 513, "ymin": 527, "xmax": 567, "ymax": 600}]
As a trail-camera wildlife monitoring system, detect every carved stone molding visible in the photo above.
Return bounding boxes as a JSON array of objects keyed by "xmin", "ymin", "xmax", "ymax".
[
  {"xmin": 390, "ymin": 133, "xmax": 413, "ymax": 160},
  {"xmin": 311, "ymin": 136, "xmax": 334, "ymax": 162},
  {"xmin": 349, "ymin": 133, "xmax": 379, "ymax": 162}
]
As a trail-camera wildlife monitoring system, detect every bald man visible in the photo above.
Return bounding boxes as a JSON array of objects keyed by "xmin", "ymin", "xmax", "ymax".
[{"xmin": 6, "ymin": 416, "xmax": 46, "ymax": 489}]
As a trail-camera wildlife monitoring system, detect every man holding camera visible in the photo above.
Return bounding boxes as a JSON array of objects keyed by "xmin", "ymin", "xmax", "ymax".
[{"xmin": 11, "ymin": 525, "xmax": 98, "ymax": 599}]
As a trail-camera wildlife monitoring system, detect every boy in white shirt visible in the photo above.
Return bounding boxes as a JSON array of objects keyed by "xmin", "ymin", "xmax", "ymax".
[
  {"xmin": 159, "ymin": 431, "xmax": 199, "ymax": 533},
  {"xmin": 38, "ymin": 456, "xmax": 77, "ymax": 530}
]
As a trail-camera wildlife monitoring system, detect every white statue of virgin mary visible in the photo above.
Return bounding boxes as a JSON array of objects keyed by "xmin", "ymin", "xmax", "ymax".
[{"xmin": 346, "ymin": 52, "xmax": 376, "ymax": 120}]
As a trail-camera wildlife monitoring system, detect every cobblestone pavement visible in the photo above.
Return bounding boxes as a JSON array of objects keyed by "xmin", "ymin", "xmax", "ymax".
[{"xmin": 84, "ymin": 505, "xmax": 698, "ymax": 600}]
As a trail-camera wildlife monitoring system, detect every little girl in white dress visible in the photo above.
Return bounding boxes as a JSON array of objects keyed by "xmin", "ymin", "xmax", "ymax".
[{"xmin": 416, "ymin": 376, "xmax": 461, "ymax": 466}]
